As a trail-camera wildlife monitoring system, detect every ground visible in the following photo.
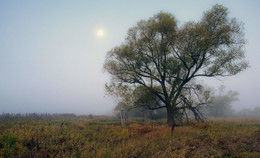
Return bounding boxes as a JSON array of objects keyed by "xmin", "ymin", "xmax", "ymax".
[{"xmin": 0, "ymin": 117, "xmax": 260, "ymax": 157}]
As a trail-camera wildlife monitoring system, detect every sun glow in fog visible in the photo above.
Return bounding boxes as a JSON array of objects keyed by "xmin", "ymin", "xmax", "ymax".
[{"xmin": 97, "ymin": 29, "xmax": 104, "ymax": 37}]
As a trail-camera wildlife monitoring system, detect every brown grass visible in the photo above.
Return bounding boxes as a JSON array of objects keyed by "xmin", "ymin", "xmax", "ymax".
[{"xmin": 0, "ymin": 118, "xmax": 259, "ymax": 157}]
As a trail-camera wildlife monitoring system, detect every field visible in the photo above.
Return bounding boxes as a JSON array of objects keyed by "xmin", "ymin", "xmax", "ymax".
[{"xmin": 0, "ymin": 117, "xmax": 260, "ymax": 158}]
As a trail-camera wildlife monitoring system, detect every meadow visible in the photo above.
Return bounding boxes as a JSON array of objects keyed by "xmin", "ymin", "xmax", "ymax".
[{"xmin": 0, "ymin": 117, "xmax": 259, "ymax": 158}]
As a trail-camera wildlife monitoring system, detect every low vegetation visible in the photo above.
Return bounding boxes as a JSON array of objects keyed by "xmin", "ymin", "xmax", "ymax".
[{"xmin": 0, "ymin": 117, "xmax": 259, "ymax": 157}]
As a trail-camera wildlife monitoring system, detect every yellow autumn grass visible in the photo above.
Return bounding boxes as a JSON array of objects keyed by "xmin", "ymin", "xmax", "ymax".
[{"xmin": 0, "ymin": 117, "xmax": 259, "ymax": 157}]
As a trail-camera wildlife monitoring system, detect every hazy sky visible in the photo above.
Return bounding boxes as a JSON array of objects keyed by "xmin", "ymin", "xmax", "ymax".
[{"xmin": 0, "ymin": 0, "xmax": 260, "ymax": 115}]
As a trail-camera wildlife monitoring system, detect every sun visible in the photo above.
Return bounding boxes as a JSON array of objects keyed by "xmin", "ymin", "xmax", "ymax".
[{"xmin": 97, "ymin": 29, "xmax": 104, "ymax": 38}]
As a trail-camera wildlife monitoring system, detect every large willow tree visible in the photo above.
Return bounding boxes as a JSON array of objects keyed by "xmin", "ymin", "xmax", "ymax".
[{"xmin": 104, "ymin": 4, "xmax": 248, "ymax": 128}]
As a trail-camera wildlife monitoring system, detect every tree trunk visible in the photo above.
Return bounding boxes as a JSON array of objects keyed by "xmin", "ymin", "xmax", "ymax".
[
  {"xmin": 119, "ymin": 110, "xmax": 124, "ymax": 126},
  {"xmin": 166, "ymin": 106, "xmax": 174, "ymax": 126},
  {"xmin": 166, "ymin": 105, "xmax": 175, "ymax": 134},
  {"xmin": 123, "ymin": 110, "xmax": 126, "ymax": 125}
]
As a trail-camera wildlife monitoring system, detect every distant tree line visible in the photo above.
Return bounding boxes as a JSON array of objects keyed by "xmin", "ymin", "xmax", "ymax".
[
  {"xmin": 205, "ymin": 105, "xmax": 260, "ymax": 118},
  {"xmin": 202, "ymin": 86, "xmax": 260, "ymax": 118},
  {"xmin": 235, "ymin": 107, "xmax": 260, "ymax": 117},
  {"xmin": 0, "ymin": 113, "xmax": 79, "ymax": 120}
]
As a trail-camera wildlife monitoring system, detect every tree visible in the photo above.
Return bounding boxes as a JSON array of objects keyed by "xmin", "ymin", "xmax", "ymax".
[
  {"xmin": 205, "ymin": 86, "xmax": 238, "ymax": 117},
  {"xmin": 105, "ymin": 82, "xmax": 133, "ymax": 126},
  {"xmin": 104, "ymin": 4, "xmax": 248, "ymax": 128}
]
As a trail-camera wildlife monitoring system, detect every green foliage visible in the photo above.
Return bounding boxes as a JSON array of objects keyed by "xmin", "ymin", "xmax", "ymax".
[{"xmin": 0, "ymin": 118, "xmax": 259, "ymax": 157}]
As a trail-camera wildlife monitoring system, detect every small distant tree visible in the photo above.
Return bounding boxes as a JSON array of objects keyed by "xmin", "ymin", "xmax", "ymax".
[
  {"xmin": 205, "ymin": 86, "xmax": 238, "ymax": 117},
  {"xmin": 105, "ymin": 82, "xmax": 133, "ymax": 126},
  {"xmin": 104, "ymin": 4, "xmax": 248, "ymax": 129},
  {"xmin": 114, "ymin": 101, "xmax": 128, "ymax": 126}
]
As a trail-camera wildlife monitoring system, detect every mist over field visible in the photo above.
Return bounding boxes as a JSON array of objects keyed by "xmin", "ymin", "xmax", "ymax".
[
  {"xmin": 1, "ymin": 1, "xmax": 260, "ymax": 157},
  {"xmin": 0, "ymin": 0, "xmax": 260, "ymax": 116}
]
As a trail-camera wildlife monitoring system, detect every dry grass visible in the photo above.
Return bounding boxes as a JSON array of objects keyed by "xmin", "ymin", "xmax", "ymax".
[{"xmin": 0, "ymin": 118, "xmax": 259, "ymax": 157}]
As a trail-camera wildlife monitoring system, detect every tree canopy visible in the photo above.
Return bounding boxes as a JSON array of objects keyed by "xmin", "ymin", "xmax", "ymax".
[{"xmin": 104, "ymin": 4, "xmax": 248, "ymax": 127}]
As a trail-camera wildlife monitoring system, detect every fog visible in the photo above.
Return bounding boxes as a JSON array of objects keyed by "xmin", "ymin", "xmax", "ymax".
[{"xmin": 0, "ymin": 0, "xmax": 260, "ymax": 115}]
